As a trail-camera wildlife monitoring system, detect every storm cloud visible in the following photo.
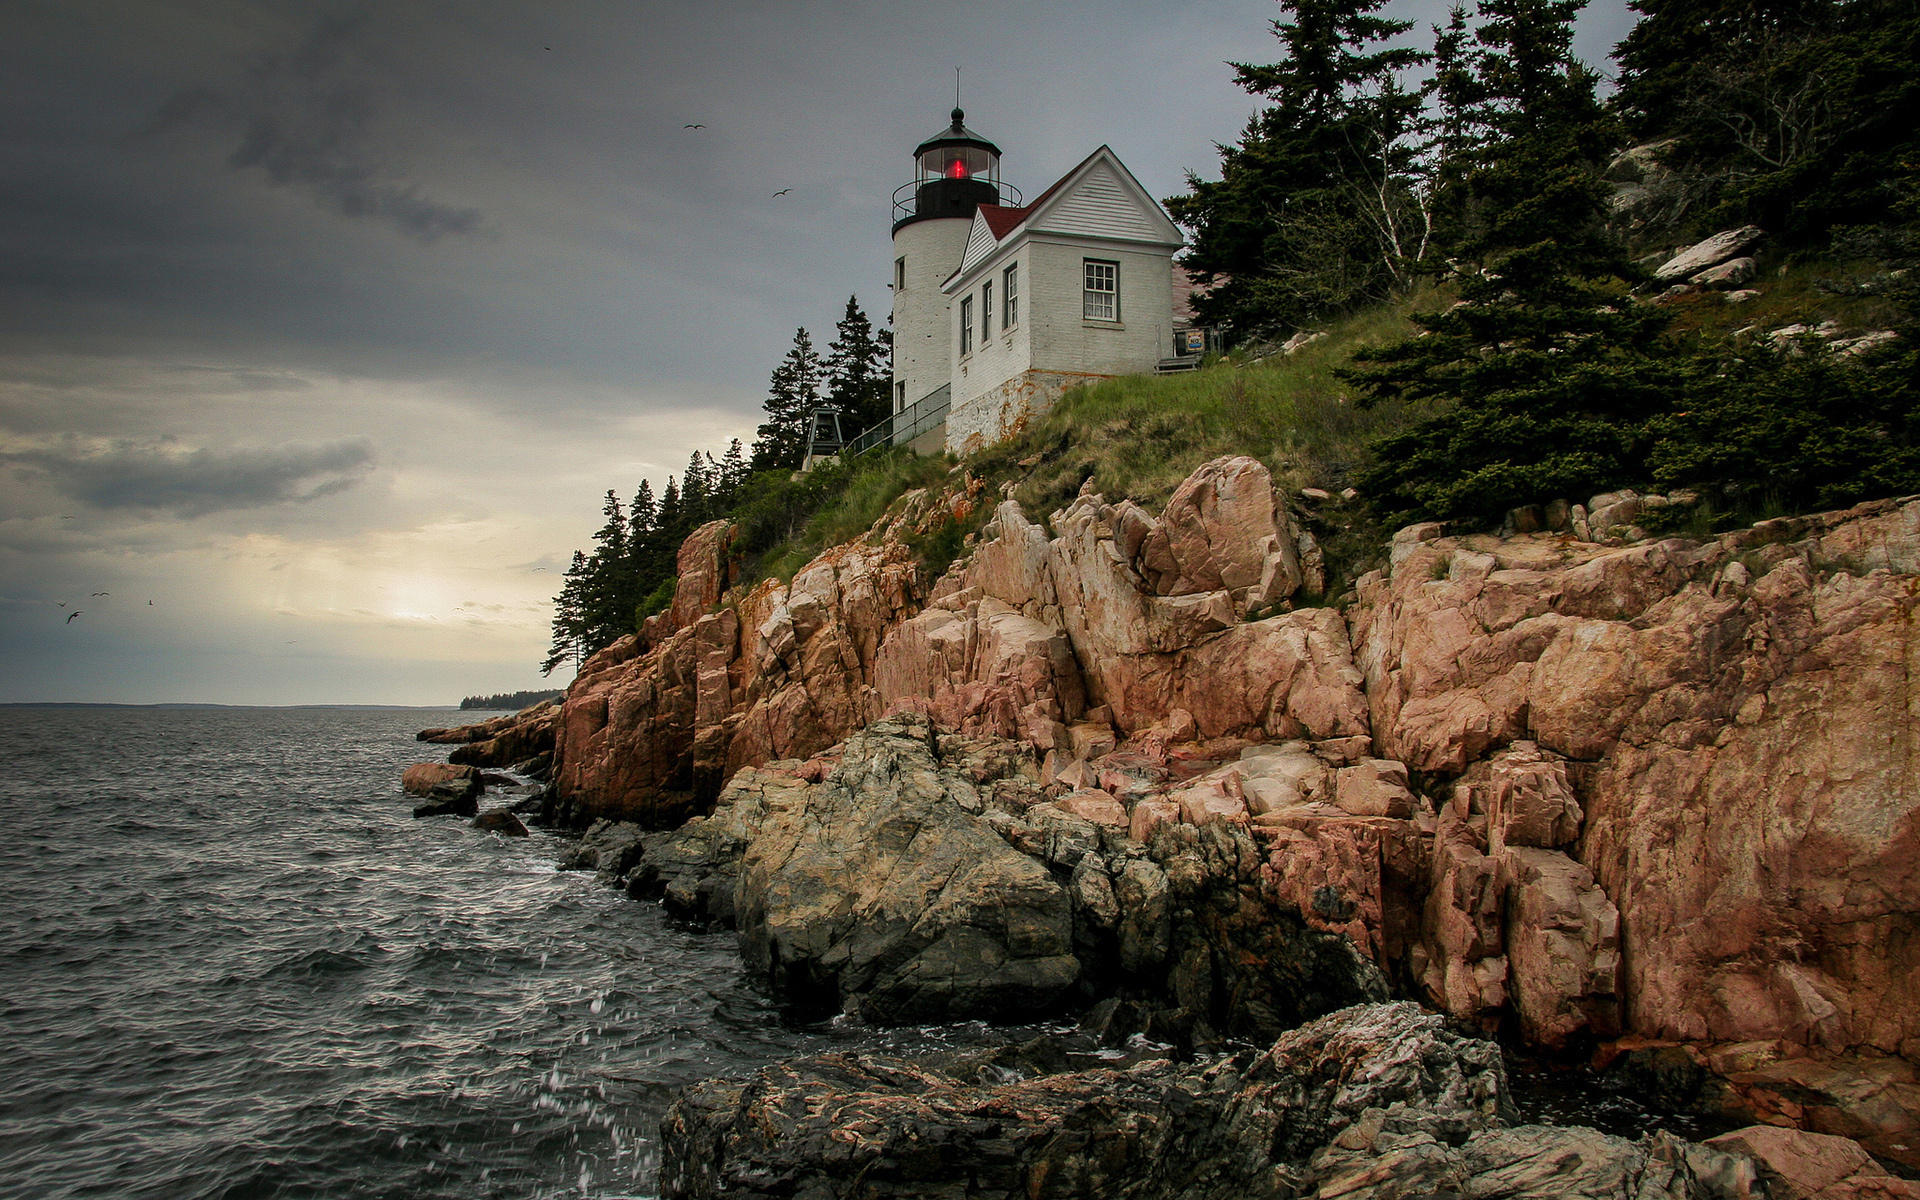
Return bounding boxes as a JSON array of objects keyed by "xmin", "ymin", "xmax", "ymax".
[
  {"xmin": 3, "ymin": 435, "xmax": 376, "ymax": 517},
  {"xmin": 137, "ymin": 9, "xmax": 480, "ymax": 242}
]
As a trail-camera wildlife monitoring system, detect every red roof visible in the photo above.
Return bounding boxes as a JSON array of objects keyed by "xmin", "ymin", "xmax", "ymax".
[
  {"xmin": 977, "ymin": 204, "xmax": 1028, "ymax": 239},
  {"xmin": 971, "ymin": 149, "xmax": 1095, "ymax": 244}
]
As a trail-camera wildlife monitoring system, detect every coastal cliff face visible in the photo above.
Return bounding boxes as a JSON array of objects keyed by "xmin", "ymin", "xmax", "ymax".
[{"xmin": 544, "ymin": 456, "xmax": 1920, "ymax": 1080}]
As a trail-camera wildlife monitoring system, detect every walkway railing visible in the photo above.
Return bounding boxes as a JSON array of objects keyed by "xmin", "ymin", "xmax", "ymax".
[{"xmin": 844, "ymin": 384, "xmax": 950, "ymax": 458}]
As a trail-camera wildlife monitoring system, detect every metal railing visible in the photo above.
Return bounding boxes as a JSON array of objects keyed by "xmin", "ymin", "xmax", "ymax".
[
  {"xmin": 844, "ymin": 384, "xmax": 950, "ymax": 457},
  {"xmin": 890, "ymin": 180, "xmax": 1024, "ymax": 225}
]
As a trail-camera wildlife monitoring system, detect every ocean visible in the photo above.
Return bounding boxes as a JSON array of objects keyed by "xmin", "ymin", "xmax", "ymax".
[{"xmin": 0, "ymin": 705, "xmax": 890, "ymax": 1200}]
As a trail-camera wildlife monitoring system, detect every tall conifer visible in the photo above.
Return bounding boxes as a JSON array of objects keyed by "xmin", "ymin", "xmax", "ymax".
[{"xmin": 752, "ymin": 328, "xmax": 821, "ymax": 471}]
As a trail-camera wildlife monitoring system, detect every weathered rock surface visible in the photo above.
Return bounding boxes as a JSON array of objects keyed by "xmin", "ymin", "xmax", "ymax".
[
  {"xmin": 1705, "ymin": 1125, "xmax": 1919, "ymax": 1199},
  {"xmin": 661, "ymin": 1000, "xmax": 1765, "ymax": 1200},
  {"xmin": 415, "ymin": 701, "xmax": 561, "ymax": 769},
  {"xmin": 1354, "ymin": 498, "xmax": 1920, "ymax": 1058},
  {"xmin": 472, "ymin": 809, "xmax": 529, "ymax": 836},
  {"xmin": 1655, "ymin": 226, "xmax": 1766, "ymax": 281},
  {"xmin": 733, "ymin": 714, "xmax": 1081, "ymax": 1023},
  {"xmin": 531, "ymin": 449, "xmax": 1918, "ymax": 1102},
  {"xmin": 401, "ymin": 762, "xmax": 478, "ymax": 796}
]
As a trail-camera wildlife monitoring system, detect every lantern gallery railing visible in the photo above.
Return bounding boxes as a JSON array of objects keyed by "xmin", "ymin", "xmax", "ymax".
[
  {"xmin": 890, "ymin": 181, "xmax": 1023, "ymax": 226},
  {"xmin": 844, "ymin": 384, "xmax": 950, "ymax": 458}
]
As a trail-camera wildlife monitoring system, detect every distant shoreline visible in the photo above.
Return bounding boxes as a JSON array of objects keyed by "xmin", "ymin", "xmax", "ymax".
[{"xmin": 0, "ymin": 702, "xmax": 467, "ymax": 710}]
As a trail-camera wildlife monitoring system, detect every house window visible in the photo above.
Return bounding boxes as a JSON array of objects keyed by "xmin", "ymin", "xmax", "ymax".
[
  {"xmin": 982, "ymin": 281, "xmax": 992, "ymax": 340},
  {"xmin": 959, "ymin": 295, "xmax": 973, "ymax": 356},
  {"xmin": 1003, "ymin": 263, "xmax": 1017, "ymax": 328},
  {"xmin": 894, "ymin": 380, "xmax": 907, "ymax": 412},
  {"xmin": 1084, "ymin": 260, "xmax": 1118, "ymax": 321},
  {"xmin": 894, "ymin": 257, "xmax": 905, "ymax": 292}
]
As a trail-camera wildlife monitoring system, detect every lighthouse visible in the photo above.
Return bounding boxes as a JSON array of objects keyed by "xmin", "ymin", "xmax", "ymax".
[{"xmin": 889, "ymin": 109, "xmax": 1016, "ymax": 450}]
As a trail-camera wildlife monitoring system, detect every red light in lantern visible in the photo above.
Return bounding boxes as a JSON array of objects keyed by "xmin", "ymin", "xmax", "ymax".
[{"xmin": 947, "ymin": 158, "xmax": 968, "ymax": 179}]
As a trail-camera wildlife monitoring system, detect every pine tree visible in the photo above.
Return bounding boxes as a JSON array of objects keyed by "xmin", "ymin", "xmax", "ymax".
[
  {"xmin": 540, "ymin": 550, "xmax": 592, "ymax": 675},
  {"xmin": 681, "ymin": 452, "xmax": 712, "ymax": 525},
  {"xmin": 714, "ymin": 439, "xmax": 749, "ymax": 508},
  {"xmin": 1347, "ymin": 0, "xmax": 1677, "ymax": 526},
  {"xmin": 823, "ymin": 297, "xmax": 891, "ymax": 435},
  {"xmin": 751, "ymin": 328, "xmax": 822, "ymax": 471},
  {"xmin": 1166, "ymin": 0, "xmax": 1431, "ymax": 339},
  {"xmin": 575, "ymin": 490, "xmax": 639, "ymax": 653}
]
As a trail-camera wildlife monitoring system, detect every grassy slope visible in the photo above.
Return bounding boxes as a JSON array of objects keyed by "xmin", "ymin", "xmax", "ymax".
[{"xmin": 746, "ymin": 250, "xmax": 1899, "ymax": 603}]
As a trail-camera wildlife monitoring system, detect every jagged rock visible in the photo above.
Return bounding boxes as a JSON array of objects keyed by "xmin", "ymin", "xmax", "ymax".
[
  {"xmin": 472, "ymin": 809, "xmax": 529, "ymax": 837},
  {"xmin": 735, "ymin": 714, "xmax": 1080, "ymax": 1023},
  {"xmin": 1656, "ymin": 226, "xmax": 1766, "ymax": 281},
  {"xmin": 1501, "ymin": 847, "xmax": 1622, "ymax": 1049},
  {"xmin": 401, "ymin": 762, "xmax": 478, "ymax": 796},
  {"xmin": 558, "ymin": 819, "xmax": 649, "ymax": 884},
  {"xmin": 448, "ymin": 700, "xmax": 560, "ymax": 769},
  {"xmin": 664, "ymin": 1001, "xmax": 1745, "ymax": 1200},
  {"xmin": 411, "ymin": 780, "xmax": 479, "ymax": 818},
  {"xmin": 1692, "ymin": 256, "xmax": 1757, "ymax": 288},
  {"xmin": 1705, "ymin": 1126, "xmax": 1916, "ymax": 1199},
  {"xmin": 1353, "ymin": 497, "xmax": 1920, "ymax": 1054}
]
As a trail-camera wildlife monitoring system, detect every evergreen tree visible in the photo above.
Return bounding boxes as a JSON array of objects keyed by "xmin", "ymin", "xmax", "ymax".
[
  {"xmin": 1166, "ymin": 0, "xmax": 1430, "ymax": 339},
  {"xmin": 682, "ymin": 452, "xmax": 712, "ymax": 525},
  {"xmin": 1611, "ymin": 0, "xmax": 1920, "ymax": 240},
  {"xmin": 714, "ymin": 439, "xmax": 749, "ymax": 508},
  {"xmin": 1347, "ymin": 0, "xmax": 1676, "ymax": 526},
  {"xmin": 823, "ymin": 296, "xmax": 892, "ymax": 435},
  {"xmin": 751, "ymin": 328, "xmax": 821, "ymax": 471},
  {"xmin": 578, "ymin": 490, "xmax": 635, "ymax": 652},
  {"xmin": 540, "ymin": 550, "xmax": 592, "ymax": 675}
]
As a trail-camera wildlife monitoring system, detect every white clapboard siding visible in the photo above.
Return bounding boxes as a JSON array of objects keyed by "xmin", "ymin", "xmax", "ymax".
[
  {"xmin": 956, "ymin": 214, "xmax": 1001, "ymax": 279},
  {"xmin": 1029, "ymin": 164, "xmax": 1163, "ymax": 242}
]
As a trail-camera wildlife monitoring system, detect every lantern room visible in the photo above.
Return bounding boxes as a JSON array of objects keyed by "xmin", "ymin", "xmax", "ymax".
[{"xmin": 892, "ymin": 109, "xmax": 1021, "ymax": 231}]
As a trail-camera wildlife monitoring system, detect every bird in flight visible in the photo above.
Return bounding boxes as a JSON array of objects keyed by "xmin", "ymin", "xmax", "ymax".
[
  {"xmin": 66, "ymin": 611, "xmax": 81, "ymax": 623},
  {"xmin": 773, "ymin": 188, "xmax": 792, "ymax": 197},
  {"xmin": 684, "ymin": 123, "xmax": 704, "ymax": 129},
  {"xmin": 92, "ymin": 591, "xmax": 110, "ymax": 597}
]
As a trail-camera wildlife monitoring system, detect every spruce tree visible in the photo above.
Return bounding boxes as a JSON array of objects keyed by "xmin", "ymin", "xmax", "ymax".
[
  {"xmin": 578, "ymin": 490, "xmax": 636, "ymax": 653},
  {"xmin": 823, "ymin": 297, "xmax": 891, "ymax": 435},
  {"xmin": 714, "ymin": 439, "xmax": 748, "ymax": 508},
  {"xmin": 751, "ymin": 328, "xmax": 821, "ymax": 471},
  {"xmin": 540, "ymin": 550, "xmax": 592, "ymax": 675},
  {"xmin": 1347, "ymin": 0, "xmax": 1678, "ymax": 526},
  {"xmin": 1166, "ymin": 0, "xmax": 1430, "ymax": 339}
]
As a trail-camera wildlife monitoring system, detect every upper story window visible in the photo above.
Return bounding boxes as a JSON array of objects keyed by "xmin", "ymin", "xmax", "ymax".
[
  {"xmin": 1002, "ymin": 263, "xmax": 1018, "ymax": 328},
  {"xmin": 894, "ymin": 380, "xmax": 907, "ymax": 412},
  {"xmin": 894, "ymin": 257, "xmax": 905, "ymax": 292},
  {"xmin": 1083, "ymin": 260, "xmax": 1118, "ymax": 321},
  {"xmin": 959, "ymin": 295, "xmax": 974, "ymax": 356},
  {"xmin": 982, "ymin": 281, "xmax": 992, "ymax": 340}
]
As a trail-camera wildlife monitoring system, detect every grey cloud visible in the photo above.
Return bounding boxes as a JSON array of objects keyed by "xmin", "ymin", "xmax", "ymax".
[
  {"xmin": 3, "ymin": 436, "xmax": 376, "ymax": 517},
  {"xmin": 139, "ymin": 10, "xmax": 481, "ymax": 243}
]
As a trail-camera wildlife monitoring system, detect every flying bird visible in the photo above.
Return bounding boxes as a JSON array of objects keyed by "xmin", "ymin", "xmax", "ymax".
[
  {"xmin": 772, "ymin": 188, "xmax": 792, "ymax": 196},
  {"xmin": 66, "ymin": 611, "xmax": 81, "ymax": 623},
  {"xmin": 684, "ymin": 124, "xmax": 704, "ymax": 129},
  {"xmin": 148, "ymin": 600, "xmax": 154, "ymax": 605},
  {"xmin": 92, "ymin": 592, "xmax": 110, "ymax": 597}
]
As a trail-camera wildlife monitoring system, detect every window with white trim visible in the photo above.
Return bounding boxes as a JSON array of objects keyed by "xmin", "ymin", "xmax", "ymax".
[
  {"xmin": 982, "ymin": 281, "xmax": 992, "ymax": 340},
  {"xmin": 894, "ymin": 257, "xmax": 905, "ymax": 292},
  {"xmin": 1083, "ymin": 260, "xmax": 1118, "ymax": 320},
  {"xmin": 959, "ymin": 295, "xmax": 973, "ymax": 356},
  {"xmin": 1002, "ymin": 263, "xmax": 1017, "ymax": 328}
]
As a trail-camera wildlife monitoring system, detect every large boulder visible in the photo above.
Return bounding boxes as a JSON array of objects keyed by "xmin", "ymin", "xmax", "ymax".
[
  {"xmin": 735, "ymin": 713, "xmax": 1081, "ymax": 1022},
  {"xmin": 401, "ymin": 762, "xmax": 477, "ymax": 796}
]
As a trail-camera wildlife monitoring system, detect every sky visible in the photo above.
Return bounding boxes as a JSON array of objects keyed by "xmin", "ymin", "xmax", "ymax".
[{"xmin": 0, "ymin": 0, "xmax": 1634, "ymax": 705}]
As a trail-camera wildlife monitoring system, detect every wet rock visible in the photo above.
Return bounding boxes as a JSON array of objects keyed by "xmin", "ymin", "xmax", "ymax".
[
  {"xmin": 659, "ymin": 1002, "xmax": 1511, "ymax": 1200},
  {"xmin": 401, "ymin": 762, "xmax": 478, "ymax": 796},
  {"xmin": 1705, "ymin": 1125, "xmax": 1914, "ymax": 1199},
  {"xmin": 411, "ymin": 781, "xmax": 479, "ymax": 818},
  {"xmin": 472, "ymin": 809, "xmax": 529, "ymax": 837},
  {"xmin": 558, "ymin": 819, "xmax": 648, "ymax": 884}
]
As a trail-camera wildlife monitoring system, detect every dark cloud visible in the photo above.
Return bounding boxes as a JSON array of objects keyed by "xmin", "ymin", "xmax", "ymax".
[
  {"xmin": 137, "ymin": 9, "xmax": 481, "ymax": 243},
  {"xmin": 3, "ymin": 436, "xmax": 376, "ymax": 517}
]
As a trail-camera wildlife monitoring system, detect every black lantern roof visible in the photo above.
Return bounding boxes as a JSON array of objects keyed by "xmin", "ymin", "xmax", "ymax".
[{"xmin": 913, "ymin": 108, "xmax": 1001, "ymax": 159}]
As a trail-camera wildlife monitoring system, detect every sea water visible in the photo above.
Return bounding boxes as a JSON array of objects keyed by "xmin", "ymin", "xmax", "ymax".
[{"xmin": 0, "ymin": 705, "xmax": 864, "ymax": 1200}]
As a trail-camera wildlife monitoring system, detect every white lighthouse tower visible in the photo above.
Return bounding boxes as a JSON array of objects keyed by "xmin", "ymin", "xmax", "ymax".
[{"xmin": 887, "ymin": 109, "xmax": 1016, "ymax": 453}]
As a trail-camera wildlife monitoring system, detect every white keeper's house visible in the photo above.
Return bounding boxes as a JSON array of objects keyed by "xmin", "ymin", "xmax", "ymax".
[{"xmin": 875, "ymin": 109, "xmax": 1196, "ymax": 458}]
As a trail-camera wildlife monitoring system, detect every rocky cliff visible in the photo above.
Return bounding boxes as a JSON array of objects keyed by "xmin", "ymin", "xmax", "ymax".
[{"xmin": 535, "ymin": 454, "xmax": 1919, "ymax": 1158}]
